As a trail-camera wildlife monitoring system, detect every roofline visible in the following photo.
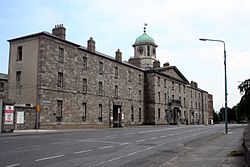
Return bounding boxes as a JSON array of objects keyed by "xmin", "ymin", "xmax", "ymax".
[{"xmin": 8, "ymin": 31, "xmax": 80, "ymax": 47}]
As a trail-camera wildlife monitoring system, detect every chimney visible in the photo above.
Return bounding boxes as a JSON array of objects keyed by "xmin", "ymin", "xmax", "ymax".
[
  {"xmin": 191, "ymin": 81, "xmax": 198, "ymax": 89},
  {"xmin": 153, "ymin": 60, "xmax": 160, "ymax": 68},
  {"xmin": 87, "ymin": 37, "xmax": 95, "ymax": 53},
  {"xmin": 163, "ymin": 62, "xmax": 170, "ymax": 67},
  {"xmin": 52, "ymin": 24, "xmax": 66, "ymax": 40},
  {"xmin": 115, "ymin": 49, "xmax": 122, "ymax": 62}
]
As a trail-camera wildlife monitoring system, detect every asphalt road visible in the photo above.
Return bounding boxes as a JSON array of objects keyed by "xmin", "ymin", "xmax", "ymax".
[{"xmin": 0, "ymin": 124, "xmax": 245, "ymax": 167}]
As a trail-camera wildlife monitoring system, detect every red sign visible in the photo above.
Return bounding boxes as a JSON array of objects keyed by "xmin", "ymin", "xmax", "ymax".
[{"xmin": 4, "ymin": 105, "xmax": 14, "ymax": 124}]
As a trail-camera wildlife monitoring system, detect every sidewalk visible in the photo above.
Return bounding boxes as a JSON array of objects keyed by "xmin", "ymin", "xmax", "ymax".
[{"xmin": 163, "ymin": 126, "xmax": 245, "ymax": 167}]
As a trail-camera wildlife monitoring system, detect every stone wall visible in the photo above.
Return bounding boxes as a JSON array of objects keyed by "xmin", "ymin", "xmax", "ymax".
[{"xmin": 15, "ymin": 106, "xmax": 36, "ymax": 130}]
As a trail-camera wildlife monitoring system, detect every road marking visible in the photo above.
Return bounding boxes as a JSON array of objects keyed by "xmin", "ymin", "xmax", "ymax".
[
  {"xmin": 79, "ymin": 139, "xmax": 121, "ymax": 144},
  {"xmin": 120, "ymin": 142, "xmax": 130, "ymax": 146},
  {"xmin": 138, "ymin": 127, "xmax": 186, "ymax": 134},
  {"xmin": 169, "ymin": 133, "xmax": 174, "ymax": 136},
  {"xmin": 35, "ymin": 154, "xmax": 64, "ymax": 162},
  {"xmin": 74, "ymin": 149, "xmax": 92, "ymax": 154},
  {"xmin": 5, "ymin": 164, "xmax": 20, "ymax": 167},
  {"xmin": 125, "ymin": 132, "xmax": 135, "ymax": 135},
  {"xmin": 136, "ymin": 139, "xmax": 145, "ymax": 142},
  {"xmin": 98, "ymin": 145, "xmax": 114, "ymax": 149},
  {"xmin": 16, "ymin": 145, "xmax": 40, "ymax": 150},
  {"xmin": 160, "ymin": 135, "xmax": 166, "ymax": 138},
  {"xmin": 104, "ymin": 135, "xmax": 117, "ymax": 138},
  {"xmin": 149, "ymin": 137, "xmax": 158, "ymax": 140},
  {"xmin": 51, "ymin": 141, "xmax": 70, "ymax": 145},
  {"xmin": 95, "ymin": 147, "xmax": 154, "ymax": 166},
  {"xmin": 159, "ymin": 156, "xmax": 178, "ymax": 166}
]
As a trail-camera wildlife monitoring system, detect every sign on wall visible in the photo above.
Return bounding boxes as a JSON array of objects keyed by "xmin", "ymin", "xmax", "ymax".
[
  {"xmin": 17, "ymin": 111, "xmax": 24, "ymax": 124},
  {"xmin": 4, "ymin": 105, "xmax": 14, "ymax": 125}
]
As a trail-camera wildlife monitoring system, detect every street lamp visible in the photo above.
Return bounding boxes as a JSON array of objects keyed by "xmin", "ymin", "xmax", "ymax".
[{"xmin": 199, "ymin": 38, "xmax": 228, "ymax": 134}]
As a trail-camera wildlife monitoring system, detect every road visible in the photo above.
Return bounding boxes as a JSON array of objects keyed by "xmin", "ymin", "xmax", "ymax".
[{"xmin": 0, "ymin": 124, "xmax": 245, "ymax": 167}]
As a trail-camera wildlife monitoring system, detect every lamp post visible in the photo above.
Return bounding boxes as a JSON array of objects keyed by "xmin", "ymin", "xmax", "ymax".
[{"xmin": 199, "ymin": 38, "xmax": 228, "ymax": 134}]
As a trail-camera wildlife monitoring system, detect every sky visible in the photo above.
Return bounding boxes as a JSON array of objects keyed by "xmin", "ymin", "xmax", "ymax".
[{"xmin": 0, "ymin": 0, "xmax": 249, "ymax": 112}]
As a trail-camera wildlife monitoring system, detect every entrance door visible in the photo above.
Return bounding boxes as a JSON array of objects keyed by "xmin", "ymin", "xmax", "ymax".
[{"xmin": 113, "ymin": 105, "xmax": 122, "ymax": 127}]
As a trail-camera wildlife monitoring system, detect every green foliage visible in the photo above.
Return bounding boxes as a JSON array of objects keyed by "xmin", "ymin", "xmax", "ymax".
[
  {"xmin": 213, "ymin": 110, "xmax": 220, "ymax": 123},
  {"xmin": 238, "ymin": 79, "xmax": 250, "ymax": 120}
]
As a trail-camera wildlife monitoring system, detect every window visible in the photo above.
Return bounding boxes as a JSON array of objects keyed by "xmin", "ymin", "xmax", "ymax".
[
  {"xmin": 195, "ymin": 102, "xmax": 197, "ymax": 109},
  {"xmin": 56, "ymin": 100, "xmax": 63, "ymax": 122},
  {"xmin": 157, "ymin": 77, "xmax": 160, "ymax": 86},
  {"xmin": 115, "ymin": 85, "xmax": 118, "ymax": 98},
  {"xmin": 0, "ymin": 82, "xmax": 4, "ymax": 92},
  {"xmin": 57, "ymin": 72, "xmax": 63, "ymax": 88},
  {"xmin": 82, "ymin": 78, "xmax": 87, "ymax": 93},
  {"xmin": 131, "ymin": 106, "xmax": 134, "ymax": 122},
  {"xmin": 16, "ymin": 71, "xmax": 21, "ymax": 85},
  {"xmin": 99, "ymin": 61, "xmax": 103, "ymax": 74},
  {"xmin": 172, "ymin": 95, "xmax": 174, "ymax": 100},
  {"xmin": 179, "ymin": 84, "xmax": 181, "ymax": 93},
  {"xmin": 195, "ymin": 92, "xmax": 197, "ymax": 98},
  {"xmin": 199, "ymin": 103, "xmax": 201, "ymax": 110},
  {"xmin": 83, "ymin": 57, "xmax": 87, "ymax": 70},
  {"xmin": 199, "ymin": 93, "xmax": 200, "ymax": 99},
  {"xmin": 158, "ymin": 92, "xmax": 160, "ymax": 102},
  {"xmin": 172, "ymin": 81, "xmax": 174, "ymax": 90},
  {"xmin": 179, "ymin": 96, "xmax": 181, "ymax": 105},
  {"xmin": 128, "ymin": 88, "xmax": 131, "ymax": 99},
  {"xmin": 17, "ymin": 46, "xmax": 22, "ymax": 61},
  {"xmin": 82, "ymin": 103, "xmax": 87, "ymax": 122},
  {"xmin": 164, "ymin": 93, "xmax": 167, "ymax": 103},
  {"xmin": 98, "ymin": 104, "xmax": 103, "ymax": 122},
  {"xmin": 58, "ymin": 47, "xmax": 64, "ymax": 63},
  {"xmin": 139, "ymin": 90, "xmax": 142, "ymax": 101},
  {"xmin": 158, "ymin": 108, "xmax": 161, "ymax": 119},
  {"xmin": 191, "ymin": 101, "xmax": 193, "ymax": 109},
  {"xmin": 164, "ymin": 79, "xmax": 166, "ymax": 88},
  {"xmin": 138, "ymin": 74, "xmax": 141, "ymax": 85},
  {"xmin": 128, "ymin": 71, "xmax": 132, "ymax": 82},
  {"xmin": 16, "ymin": 71, "xmax": 21, "ymax": 97},
  {"xmin": 191, "ymin": 90, "xmax": 193, "ymax": 98},
  {"xmin": 183, "ymin": 85, "xmax": 186, "ymax": 94},
  {"xmin": 147, "ymin": 45, "xmax": 150, "ymax": 56},
  {"xmin": 184, "ymin": 98, "xmax": 186, "ymax": 107},
  {"xmin": 98, "ymin": 82, "xmax": 103, "ymax": 95},
  {"xmin": 115, "ymin": 67, "xmax": 118, "ymax": 79},
  {"xmin": 139, "ymin": 108, "xmax": 142, "ymax": 122}
]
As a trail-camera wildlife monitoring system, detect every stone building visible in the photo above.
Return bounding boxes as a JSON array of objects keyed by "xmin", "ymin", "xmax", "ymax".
[
  {"xmin": 7, "ymin": 24, "xmax": 212, "ymax": 129},
  {"xmin": 0, "ymin": 73, "xmax": 8, "ymax": 99},
  {"xmin": 208, "ymin": 94, "xmax": 214, "ymax": 124}
]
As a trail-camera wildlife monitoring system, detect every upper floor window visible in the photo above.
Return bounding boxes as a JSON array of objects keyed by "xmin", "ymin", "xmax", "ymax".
[
  {"xmin": 57, "ymin": 72, "xmax": 63, "ymax": 88},
  {"xmin": 0, "ymin": 82, "xmax": 4, "ymax": 92},
  {"xmin": 157, "ymin": 77, "xmax": 160, "ymax": 86},
  {"xmin": 147, "ymin": 45, "xmax": 150, "ymax": 56},
  {"xmin": 58, "ymin": 47, "xmax": 64, "ymax": 63},
  {"xmin": 115, "ymin": 67, "xmax": 118, "ymax": 79},
  {"xmin": 128, "ymin": 71, "xmax": 132, "ymax": 82},
  {"xmin": 191, "ymin": 90, "xmax": 193, "ymax": 98},
  {"xmin": 131, "ymin": 106, "xmax": 134, "ymax": 122},
  {"xmin": 17, "ymin": 46, "xmax": 22, "ymax": 61},
  {"xmin": 158, "ymin": 92, "xmax": 160, "ymax": 102},
  {"xmin": 16, "ymin": 71, "xmax": 21, "ymax": 85},
  {"xmin": 138, "ymin": 74, "xmax": 142, "ymax": 85},
  {"xmin": 83, "ymin": 57, "xmax": 87, "ymax": 70},
  {"xmin": 98, "ymin": 81, "xmax": 103, "ymax": 95},
  {"xmin": 139, "ymin": 90, "xmax": 142, "ymax": 101},
  {"xmin": 172, "ymin": 81, "xmax": 174, "ymax": 91},
  {"xmin": 183, "ymin": 85, "xmax": 186, "ymax": 94},
  {"xmin": 115, "ymin": 85, "xmax": 118, "ymax": 98},
  {"xmin": 82, "ymin": 78, "xmax": 87, "ymax": 93},
  {"xmin": 179, "ymin": 84, "xmax": 181, "ymax": 92},
  {"xmin": 128, "ymin": 88, "xmax": 131, "ymax": 99},
  {"xmin": 99, "ymin": 61, "xmax": 103, "ymax": 75},
  {"xmin": 164, "ymin": 79, "xmax": 166, "ymax": 88}
]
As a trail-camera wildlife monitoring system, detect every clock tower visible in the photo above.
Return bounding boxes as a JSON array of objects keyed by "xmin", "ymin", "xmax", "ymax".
[{"xmin": 129, "ymin": 25, "xmax": 158, "ymax": 69}]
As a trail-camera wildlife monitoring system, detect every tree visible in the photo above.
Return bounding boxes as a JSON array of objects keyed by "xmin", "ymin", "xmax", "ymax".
[
  {"xmin": 213, "ymin": 110, "xmax": 220, "ymax": 123},
  {"xmin": 238, "ymin": 79, "xmax": 250, "ymax": 120}
]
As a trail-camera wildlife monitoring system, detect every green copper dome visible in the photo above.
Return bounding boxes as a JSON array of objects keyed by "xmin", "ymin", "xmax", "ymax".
[{"xmin": 135, "ymin": 32, "xmax": 155, "ymax": 44}]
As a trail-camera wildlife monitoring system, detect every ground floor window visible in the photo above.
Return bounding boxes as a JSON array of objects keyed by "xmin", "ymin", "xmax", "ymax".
[{"xmin": 56, "ymin": 100, "xmax": 63, "ymax": 122}]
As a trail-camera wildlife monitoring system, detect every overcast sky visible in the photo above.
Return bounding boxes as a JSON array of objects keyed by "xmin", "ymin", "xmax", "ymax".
[{"xmin": 0, "ymin": 0, "xmax": 249, "ymax": 111}]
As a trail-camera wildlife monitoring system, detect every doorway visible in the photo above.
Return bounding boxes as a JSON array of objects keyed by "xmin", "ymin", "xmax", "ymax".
[{"xmin": 113, "ymin": 105, "xmax": 122, "ymax": 127}]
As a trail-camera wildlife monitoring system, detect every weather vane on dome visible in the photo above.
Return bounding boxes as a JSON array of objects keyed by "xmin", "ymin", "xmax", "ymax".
[{"xmin": 144, "ymin": 23, "xmax": 148, "ymax": 33}]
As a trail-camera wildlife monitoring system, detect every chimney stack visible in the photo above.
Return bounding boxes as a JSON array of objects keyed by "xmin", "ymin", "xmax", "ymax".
[
  {"xmin": 115, "ymin": 49, "xmax": 122, "ymax": 62},
  {"xmin": 153, "ymin": 60, "xmax": 160, "ymax": 68},
  {"xmin": 87, "ymin": 37, "xmax": 95, "ymax": 53},
  {"xmin": 52, "ymin": 24, "xmax": 66, "ymax": 40},
  {"xmin": 163, "ymin": 62, "xmax": 170, "ymax": 67}
]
